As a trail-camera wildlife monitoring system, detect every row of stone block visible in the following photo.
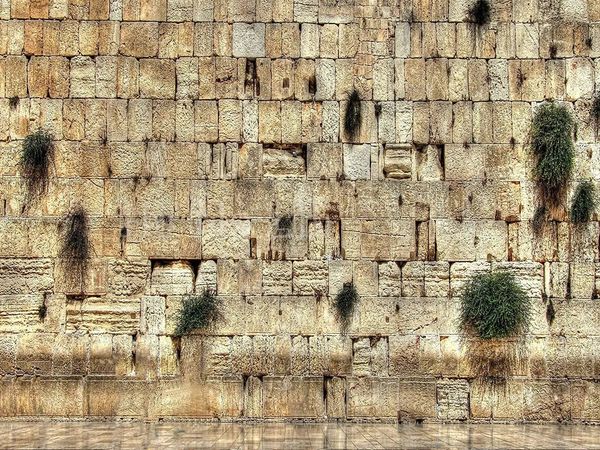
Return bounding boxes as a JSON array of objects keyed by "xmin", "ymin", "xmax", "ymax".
[
  {"xmin": 1, "ymin": 212, "xmax": 599, "ymax": 263},
  {"xmin": 5, "ymin": 19, "xmax": 600, "ymax": 62},
  {"xmin": 2, "ymin": 100, "xmax": 599, "ymax": 150},
  {"xmin": 0, "ymin": 374, "xmax": 599, "ymax": 421},
  {"xmin": 3, "ymin": 325, "xmax": 600, "ymax": 379},
  {"xmin": 4, "ymin": 53, "xmax": 600, "ymax": 104},
  {"xmin": 5, "ymin": 0, "xmax": 600, "ymax": 24}
]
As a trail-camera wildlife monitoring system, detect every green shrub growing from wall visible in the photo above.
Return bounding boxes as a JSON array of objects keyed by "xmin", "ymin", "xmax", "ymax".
[
  {"xmin": 344, "ymin": 89, "xmax": 362, "ymax": 139},
  {"xmin": 571, "ymin": 181, "xmax": 596, "ymax": 224},
  {"xmin": 468, "ymin": 0, "xmax": 491, "ymax": 25},
  {"xmin": 531, "ymin": 102, "xmax": 575, "ymax": 208},
  {"xmin": 175, "ymin": 291, "xmax": 222, "ymax": 336},
  {"xmin": 20, "ymin": 130, "xmax": 54, "ymax": 203},
  {"xmin": 334, "ymin": 282, "xmax": 359, "ymax": 332},
  {"xmin": 59, "ymin": 205, "xmax": 91, "ymax": 286},
  {"xmin": 460, "ymin": 272, "xmax": 531, "ymax": 340}
]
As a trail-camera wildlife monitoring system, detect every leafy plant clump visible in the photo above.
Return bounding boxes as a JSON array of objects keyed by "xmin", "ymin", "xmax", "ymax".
[
  {"xmin": 344, "ymin": 89, "xmax": 362, "ymax": 139},
  {"xmin": 21, "ymin": 130, "xmax": 54, "ymax": 202},
  {"xmin": 59, "ymin": 205, "xmax": 91, "ymax": 284},
  {"xmin": 571, "ymin": 181, "xmax": 596, "ymax": 224},
  {"xmin": 468, "ymin": 0, "xmax": 491, "ymax": 26},
  {"xmin": 531, "ymin": 102, "xmax": 575, "ymax": 207},
  {"xmin": 460, "ymin": 272, "xmax": 531, "ymax": 340},
  {"xmin": 175, "ymin": 291, "xmax": 222, "ymax": 336},
  {"xmin": 333, "ymin": 282, "xmax": 359, "ymax": 332}
]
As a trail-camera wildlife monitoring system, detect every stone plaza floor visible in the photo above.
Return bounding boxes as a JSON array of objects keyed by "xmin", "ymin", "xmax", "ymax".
[{"xmin": 0, "ymin": 421, "xmax": 599, "ymax": 449}]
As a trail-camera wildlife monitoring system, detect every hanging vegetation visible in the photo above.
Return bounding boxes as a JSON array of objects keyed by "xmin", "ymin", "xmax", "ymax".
[
  {"xmin": 468, "ymin": 0, "xmax": 491, "ymax": 26},
  {"xmin": 460, "ymin": 271, "xmax": 531, "ymax": 340},
  {"xmin": 20, "ymin": 130, "xmax": 54, "ymax": 203},
  {"xmin": 175, "ymin": 291, "xmax": 222, "ymax": 336},
  {"xmin": 531, "ymin": 102, "xmax": 575, "ymax": 208},
  {"xmin": 570, "ymin": 181, "xmax": 596, "ymax": 224},
  {"xmin": 333, "ymin": 282, "xmax": 359, "ymax": 332},
  {"xmin": 59, "ymin": 205, "xmax": 91, "ymax": 286},
  {"xmin": 344, "ymin": 89, "xmax": 362, "ymax": 139}
]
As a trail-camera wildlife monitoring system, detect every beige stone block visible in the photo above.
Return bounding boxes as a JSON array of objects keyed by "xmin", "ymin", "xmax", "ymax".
[
  {"xmin": 347, "ymin": 377, "xmax": 399, "ymax": 418},
  {"xmin": 139, "ymin": 59, "xmax": 175, "ymax": 99},
  {"xmin": 194, "ymin": 100, "xmax": 218, "ymax": 143},
  {"xmin": 263, "ymin": 376, "xmax": 323, "ymax": 418},
  {"xmin": 202, "ymin": 220, "xmax": 250, "ymax": 260},
  {"xmin": 120, "ymin": 23, "xmax": 158, "ymax": 57},
  {"xmin": 258, "ymin": 101, "xmax": 281, "ymax": 143}
]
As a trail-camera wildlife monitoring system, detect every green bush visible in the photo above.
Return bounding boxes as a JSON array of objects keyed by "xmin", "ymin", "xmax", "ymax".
[
  {"xmin": 20, "ymin": 130, "xmax": 54, "ymax": 202},
  {"xmin": 334, "ymin": 282, "xmax": 359, "ymax": 331},
  {"xmin": 59, "ymin": 205, "xmax": 91, "ymax": 283},
  {"xmin": 468, "ymin": 0, "xmax": 491, "ymax": 25},
  {"xmin": 571, "ymin": 181, "xmax": 596, "ymax": 224},
  {"xmin": 175, "ymin": 291, "xmax": 222, "ymax": 336},
  {"xmin": 460, "ymin": 272, "xmax": 531, "ymax": 340},
  {"xmin": 531, "ymin": 102, "xmax": 575, "ymax": 206},
  {"xmin": 344, "ymin": 89, "xmax": 362, "ymax": 139}
]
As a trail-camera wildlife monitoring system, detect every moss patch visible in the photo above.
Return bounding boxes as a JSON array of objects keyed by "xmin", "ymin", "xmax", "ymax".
[{"xmin": 344, "ymin": 89, "xmax": 362, "ymax": 139}]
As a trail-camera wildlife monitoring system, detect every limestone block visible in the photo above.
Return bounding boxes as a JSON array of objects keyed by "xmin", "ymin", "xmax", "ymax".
[
  {"xmin": 373, "ymin": 58, "xmax": 394, "ymax": 101},
  {"xmin": 232, "ymin": 23, "xmax": 265, "ymax": 58},
  {"xmin": 65, "ymin": 297, "xmax": 140, "ymax": 334},
  {"xmin": 139, "ymin": 59, "xmax": 175, "ymax": 99},
  {"xmin": 150, "ymin": 378, "xmax": 243, "ymax": 417},
  {"xmin": 260, "ymin": 145, "xmax": 303, "ymax": 177},
  {"xmin": 319, "ymin": 24, "xmax": 338, "ymax": 58},
  {"xmin": 306, "ymin": 143, "xmax": 342, "ymax": 179},
  {"xmin": 127, "ymin": 99, "xmax": 152, "ymax": 141},
  {"xmin": 436, "ymin": 379, "xmax": 469, "ymax": 420},
  {"xmin": 0, "ymin": 295, "xmax": 46, "ymax": 333},
  {"xmin": 404, "ymin": 58, "xmax": 426, "ymax": 100},
  {"xmin": 218, "ymin": 100, "xmax": 242, "ymax": 142},
  {"xmin": 0, "ymin": 258, "xmax": 53, "ymax": 295},
  {"xmin": 262, "ymin": 261, "xmax": 293, "ymax": 295},
  {"xmin": 150, "ymin": 260, "xmax": 194, "ymax": 296},
  {"xmin": 315, "ymin": 59, "xmax": 335, "ymax": 101},
  {"xmin": 120, "ymin": 23, "xmax": 158, "ymax": 57},
  {"xmin": 292, "ymin": 260, "xmax": 328, "ymax": 296},
  {"xmin": 272, "ymin": 59, "xmax": 295, "ymax": 100},
  {"xmin": 258, "ymin": 101, "xmax": 281, "ymax": 143},
  {"xmin": 202, "ymin": 220, "xmax": 251, "ymax": 260},
  {"xmin": 347, "ymin": 377, "xmax": 399, "ymax": 418},
  {"xmin": 342, "ymin": 219, "xmax": 416, "ymax": 261},
  {"xmin": 69, "ymin": 56, "xmax": 95, "ymax": 98},
  {"xmin": 382, "ymin": 143, "xmax": 411, "ymax": 179},
  {"xmin": 263, "ymin": 377, "xmax": 324, "ymax": 418},
  {"xmin": 566, "ymin": 58, "xmax": 594, "ymax": 101},
  {"xmin": 194, "ymin": 260, "xmax": 216, "ymax": 293},
  {"xmin": 378, "ymin": 262, "xmax": 401, "ymax": 297},
  {"xmin": 194, "ymin": 100, "xmax": 218, "ymax": 143},
  {"xmin": 402, "ymin": 262, "xmax": 450, "ymax": 298},
  {"xmin": 107, "ymin": 258, "xmax": 148, "ymax": 296},
  {"xmin": 343, "ymin": 144, "xmax": 370, "ymax": 180}
]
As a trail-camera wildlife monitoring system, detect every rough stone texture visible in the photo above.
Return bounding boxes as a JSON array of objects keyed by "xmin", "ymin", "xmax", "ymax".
[{"xmin": 1, "ymin": 0, "xmax": 600, "ymax": 423}]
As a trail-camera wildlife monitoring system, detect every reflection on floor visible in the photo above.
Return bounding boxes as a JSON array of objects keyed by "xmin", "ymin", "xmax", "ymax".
[{"xmin": 0, "ymin": 421, "xmax": 599, "ymax": 449}]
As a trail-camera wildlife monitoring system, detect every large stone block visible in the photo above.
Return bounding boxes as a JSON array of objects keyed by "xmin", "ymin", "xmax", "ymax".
[
  {"xmin": 202, "ymin": 220, "xmax": 251, "ymax": 260},
  {"xmin": 232, "ymin": 23, "xmax": 265, "ymax": 58}
]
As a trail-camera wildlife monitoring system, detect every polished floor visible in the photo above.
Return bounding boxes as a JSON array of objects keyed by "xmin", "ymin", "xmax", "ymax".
[{"xmin": 0, "ymin": 421, "xmax": 599, "ymax": 449}]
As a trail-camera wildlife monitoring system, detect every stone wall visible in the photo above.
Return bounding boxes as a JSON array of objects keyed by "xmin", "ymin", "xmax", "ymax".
[{"xmin": 1, "ymin": 0, "xmax": 600, "ymax": 422}]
